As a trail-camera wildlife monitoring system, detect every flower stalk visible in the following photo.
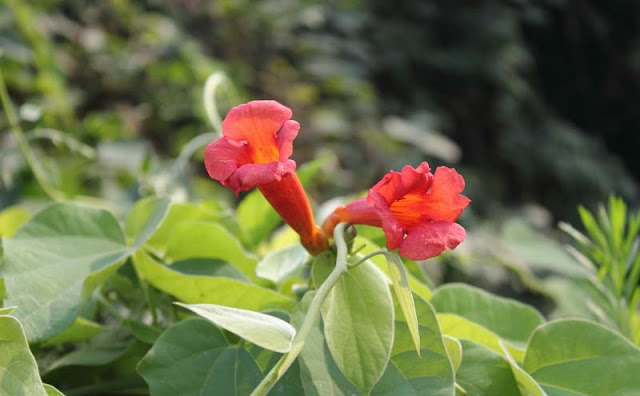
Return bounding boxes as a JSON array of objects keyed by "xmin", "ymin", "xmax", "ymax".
[{"xmin": 250, "ymin": 223, "xmax": 350, "ymax": 396}]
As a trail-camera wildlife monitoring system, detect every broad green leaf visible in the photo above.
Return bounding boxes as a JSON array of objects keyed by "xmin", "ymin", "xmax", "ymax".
[
  {"xmin": 124, "ymin": 319, "xmax": 162, "ymax": 344},
  {"xmin": 0, "ymin": 206, "xmax": 30, "ymax": 237},
  {"xmin": 138, "ymin": 318, "xmax": 261, "ymax": 396},
  {"xmin": 443, "ymin": 336, "xmax": 462, "ymax": 374},
  {"xmin": 42, "ymin": 317, "xmax": 103, "ymax": 346},
  {"xmin": 236, "ymin": 189, "xmax": 280, "ymax": 249},
  {"xmin": 175, "ymin": 302, "xmax": 296, "ymax": 353},
  {"xmin": 311, "ymin": 251, "xmax": 335, "ymax": 288},
  {"xmin": 1, "ymin": 203, "xmax": 129, "ymax": 341},
  {"xmin": 0, "ymin": 315, "xmax": 48, "ymax": 396},
  {"xmin": 523, "ymin": 319, "xmax": 640, "ymax": 396},
  {"xmin": 0, "ymin": 306, "xmax": 16, "ymax": 315},
  {"xmin": 456, "ymin": 340, "xmax": 520, "ymax": 396},
  {"xmin": 371, "ymin": 296, "xmax": 454, "ymax": 396},
  {"xmin": 124, "ymin": 196, "xmax": 171, "ymax": 248},
  {"xmin": 166, "ymin": 221, "xmax": 258, "ymax": 279},
  {"xmin": 499, "ymin": 340, "xmax": 546, "ymax": 396},
  {"xmin": 294, "ymin": 292, "xmax": 359, "ymax": 396},
  {"xmin": 437, "ymin": 313, "xmax": 525, "ymax": 362},
  {"xmin": 43, "ymin": 384, "xmax": 64, "ymax": 396},
  {"xmin": 543, "ymin": 276, "xmax": 621, "ymax": 331},
  {"xmin": 431, "ymin": 283, "xmax": 544, "ymax": 349},
  {"xmin": 133, "ymin": 251, "xmax": 294, "ymax": 312},
  {"xmin": 257, "ymin": 244, "xmax": 309, "ymax": 283},
  {"xmin": 322, "ymin": 261, "xmax": 394, "ymax": 394},
  {"xmin": 385, "ymin": 252, "xmax": 420, "ymax": 355},
  {"xmin": 129, "ymin": 202, "xmax": 217, "ymax": 254},
  {"xmin": 45, "ymin": 341, "xmax": 131, "ymax": 373},
  {"xmin": 355, "ymin": 237, "xmax": 431, "ymax": 300}
]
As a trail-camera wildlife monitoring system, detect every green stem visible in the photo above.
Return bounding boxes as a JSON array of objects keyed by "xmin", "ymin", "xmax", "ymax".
[
  {"xmin": 348, "ymin": 248, "xmax": 388, "ymax": 269},
  {"xmin": 250, "ymin": 223, "xmax": 350, "ymax": 396},
  {"xmin": 0, "ymin": 66, "xmax": 65, "ymax": 200}
]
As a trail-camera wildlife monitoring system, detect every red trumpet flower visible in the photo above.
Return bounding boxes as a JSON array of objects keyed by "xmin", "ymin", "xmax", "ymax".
[
  {"xmin": 205, "ymin": 100, "xmax": 328, "ymax": 255},
  {"xmin": 322, "ymin": 162, "xmax": 470, "ymax": 260}
]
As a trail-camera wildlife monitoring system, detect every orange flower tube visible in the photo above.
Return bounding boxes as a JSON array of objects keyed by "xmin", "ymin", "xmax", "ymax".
[
  {"xmin": 204, "ymin": 100, "xmax": 328, "ymax": 255},
  {"xmin": 322, "ymin": 162, "xmax": 470, "ymax": 260}
]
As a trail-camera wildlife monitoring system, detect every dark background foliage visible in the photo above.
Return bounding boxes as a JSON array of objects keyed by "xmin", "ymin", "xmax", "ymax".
[{"xmin": 1, "ymin": 0, "xmax": 639, "ymax": 221}]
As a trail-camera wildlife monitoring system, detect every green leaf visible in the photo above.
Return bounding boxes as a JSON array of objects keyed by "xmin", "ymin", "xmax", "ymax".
[
  {"xmin": 437, "ymin": 313, "xmax": 525, "ymax": 362},
  {"xmin": 294, "ymin": 292, "xmax": 359, "ymax": 396},
  {"xmin": 385, "ymin": 251, "xmax": 420, "ymax": 355},
  {"xmin": 355, "ymin": 237, "xmax": 431, "ymax": 300},
  {"xmin": 0, "ymin": 306, "xmax": 17, "ymax": 315},
  {"xmin": 431, "ymin": 283, "xmax": 544, "ymax": 349},
  {"xmin": 311, "ymin": 251, "xmax": 335, "ymax": 288},
  {"xmin": 166, "ymin": 221, "xmax": 258, "ymax": 279},
  {"xmin": 0, "ymin": 206, "xmax": 30, "ymax": 237},
  {"xmin": 371, "ymin": 296, "xmax": 455, "ymax": 396},
  {"xmin": 237, "ymin": 189, "xmax": 280, "ymax": 249},
  {"xmin": 322, "ymin": 261, "xmax": 394, "ymax": 394},
  {"xmin": 130, "ymin": 202, "xmax": 218, "ymax": 255},
  {"xmin": 138, "ymin": 318, "xmax": 262, "ymax": 396},
  {"xmin": 175, "ymin": 302, "xmax": 296, "ymax": 353},
  {"xmin": 0, "ymin": 315, "xmax": 48, "ymax": 396},
  {"xmin": 523, "ymin": 319, "xmax": 640, "ymax": 396},
  {"xmin": 43, "ymin": 384, "xmax": 65, "ymax": 396},
  {"xmin": 498, "ymin": 340, "xmax": 546, "ymax": 396},
  {"xmin": 1, "ymin": 203, "xmax": 129, "ymax": 342},
  {"xmin": 543, "ymin": 276, "xmax": 621, "ymax": 331},
  {"xmin": 257, "ymin": 244, "xmax": 309, "ymax": 283},
  {"xmin": 133, "ymin": 251, "xmax": 294, "ymax": 312},
  {"xmin": 41, "ymin": 317, "xmax": 103, "ymax": 346},
  {"xmin": 456, "ymin": 340, "xmax": 520, "ymax": 396},
  {"xmin": 502, "ymin": 219, "xmax": 590, "ymax": 277},
  {"xmin": 443, "ymin": 335, "xmax": 462, "ymax": 374},
  {"xmin": 45, "ymin": 341, "xmax": 132, "ymax": 373},
  {"xmin": 124, "ymin": 196, "xmax": 171, "ymax": 248}
]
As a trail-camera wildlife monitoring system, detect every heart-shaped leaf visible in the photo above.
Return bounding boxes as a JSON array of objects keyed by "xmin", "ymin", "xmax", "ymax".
[
  {"xmin": 432, "ymin": 283, "xmax": 544, "ymax": 349},
  {"xmin": 322, "ymin": 261, "xmax": 394, "ymax": 394},
  {"xmin": 138, "ymin": 318, "xmax": 262, "ymax": 396},
  {"xmin": 524, "ymin": 319, "xmax": 640, "ymax": 395}
]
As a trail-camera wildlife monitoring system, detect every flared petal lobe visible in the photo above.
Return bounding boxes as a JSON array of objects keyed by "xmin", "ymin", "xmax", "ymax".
[
  {"xmin": 321, "ymin": 162, "xmax": 470, "ymax": 260},
  {"xmin": 204, "ymin": 100, "xmax": 329, "ymax": 255}
]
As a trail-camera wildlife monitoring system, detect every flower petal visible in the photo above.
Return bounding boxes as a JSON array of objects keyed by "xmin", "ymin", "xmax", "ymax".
[
  {"xmin": 204, "ymin": 137, "xmax": 251, "ymax": 182},
  {"xmin": 221, "ymin": 101, "xmax": 292, "ymax": 163},
  {"xmin": 276, "ymin": 120, "xmax": 300, "ymax": 161},
  {"xmin": 421, "ymin": 167, "xmax": 471, "ymax": 222},
  {"xmin": 400, "ymin": 222, "xmax": 466, "ymax": 260},
  {"xmin": 226, "ymin": 160, "xmax": 297, "ymax": 195},
  {"xmin": 369, "ymin": 191, "xmax": 404, "ymax": 250}
]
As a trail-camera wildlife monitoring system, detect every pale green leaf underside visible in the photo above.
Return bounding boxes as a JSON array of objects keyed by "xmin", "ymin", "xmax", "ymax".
[
  {"xmin": 322, "ymin": 261, "xmax": 395, "ymax": 394},
  {"xmin": 175, "ymin": 302, "xmax": 296, "ymax": 353}
]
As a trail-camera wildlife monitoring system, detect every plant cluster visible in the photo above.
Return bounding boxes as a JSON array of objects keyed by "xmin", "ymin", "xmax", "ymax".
[{"xmin": 1, "ymin": 95, "xmax": 640, "ymax": 396}]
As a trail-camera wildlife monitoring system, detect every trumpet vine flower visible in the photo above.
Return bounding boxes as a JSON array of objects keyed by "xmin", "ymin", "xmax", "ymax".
[
  {"xmin": 322, "ymin": 162, "xmax": 470, "ymax": 260},
  {"xmin": 205, "ymin": 100, "xmax": 328, "ymax": 255}
]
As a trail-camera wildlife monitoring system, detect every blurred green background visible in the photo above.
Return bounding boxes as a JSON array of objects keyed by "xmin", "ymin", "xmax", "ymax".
[{"xmin": 2, "ymin": 0, "xmax": 639, "ymax": 222}]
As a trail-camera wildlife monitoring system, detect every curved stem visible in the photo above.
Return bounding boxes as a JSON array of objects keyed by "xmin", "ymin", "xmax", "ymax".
[
  {"xmin": 250, "ymin": 223, "xmax": 350, "ymax": 396},
  {"xmin": 348, "ymin": 248, "xmax": 387, "ymax": 269}
]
